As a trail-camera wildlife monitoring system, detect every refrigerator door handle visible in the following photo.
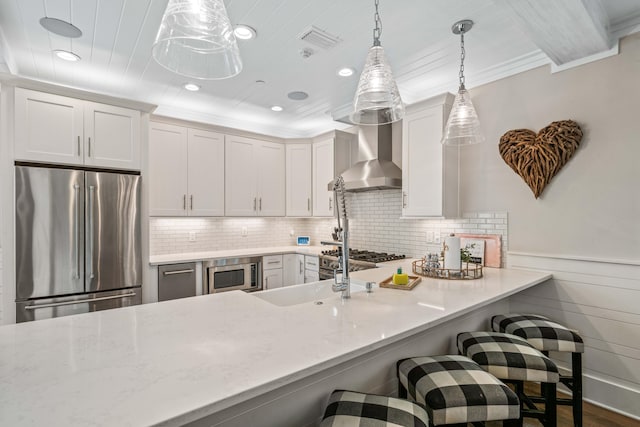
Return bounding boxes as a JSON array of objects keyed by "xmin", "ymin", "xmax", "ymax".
[
  {"xmin": 88, "ymin": 185, "xmax": 95, "ymax": 279},
  {"xmin": 24, "ymin": 292, "xmax": 137, "ymax": 310},
  {"xmin": 73, "ymin": 184, "xmax": 80, "ymax": 279}
]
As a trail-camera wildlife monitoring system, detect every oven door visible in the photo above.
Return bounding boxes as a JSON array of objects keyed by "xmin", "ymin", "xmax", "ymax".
[{"xmin": 209, "ymin": 262, "xmax": 261, "ymax": 293}]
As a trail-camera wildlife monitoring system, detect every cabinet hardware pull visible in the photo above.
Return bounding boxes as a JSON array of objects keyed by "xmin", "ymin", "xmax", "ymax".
[
  {"xmin": 88, "ymin": 137, "xmax": 91, "ymax": 157},
  {"xmin": 329, "ymin": 197, "xmax": 332, "ymax": 210},
  {"xmin": 259, "ymin": 198, "xmax": 262, "ymax": 211},
  {"xmin": 77, "ymin": 136, "xmax": 81, "ymax": 156},
  {"xmin": 253, "ymin": 197, "xmax": 257, "ymax": 211},
  {"xmin": 402, "ymin": 192, "xmax": 407, "ymax": 208},
  {"xmin": 299, "ymin": 260, "xmax": 303, "ymax": 274},
  {"xmin": 25, "ymin": 292, "xmax": 136, "ymax": 310},
  {"xmin": 267, "ymin": 261, "xmax": 279, "ymax": 265},
  {"xmin": 163, "ymin": 269, "xmax": 194, "ymax": 276},
  {"xmin": 183, "ymin": 195, "xmax": 187, "ymax": 210},
  {"xmin": 307, "ymin": 198, "xmax": 310, "ymax": 211},
  {"xmin": 190, "ymin": 195, "xmax": 193, "ymax": 210}
]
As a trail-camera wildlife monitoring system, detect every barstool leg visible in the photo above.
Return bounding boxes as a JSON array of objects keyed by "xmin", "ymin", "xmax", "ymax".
[
  {"xmin": 572, "ymin": 352, "xmax": 583, "ymax": 427},
  {"xmin": 545, "ymin": 382, "xmax": 557, "ymax": 427}
]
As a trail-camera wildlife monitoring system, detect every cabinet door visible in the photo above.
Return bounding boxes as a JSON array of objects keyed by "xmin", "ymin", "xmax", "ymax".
[
  {"xmin": 225, "ymin": 135, "xmax": 258, "ymax": 216},
  {"xmin": 312, "ymin": 138, "xmax": 335, "ymax": 217},
  {"xmin": 264, "ymin": 268, "xmax": 283, "ymax": 290},
  {"xmin": 149, "ymin": 122, "xmax": 188, "ymax": 216},
  {"xmin": 257, "ymin": 141, "xmax": 285, "ymax": 216},
  {"xmin": 285, "ymin": 144, "xmax": 312, "ymax": 217},
  {"xmin": 304, "ymin": 270, "xmax": 319, "ymax": 283},
  {"xmin": 14, "ymin": 88, "xmax": 84, "ymax": 165},
  {"xmin": 402, "ymin": 105, "xmax": 458, "ymax": 217},
  {"xmin": 84, "ymin": 102, "xmax": 140, "ymax": 170},
  {"xmin": 188, "ymin": 129, "xmax": 225, "ymax": 216},
  {"xmin": 283, "ymin": 254, "xmax": 305, "ymax": 286}
]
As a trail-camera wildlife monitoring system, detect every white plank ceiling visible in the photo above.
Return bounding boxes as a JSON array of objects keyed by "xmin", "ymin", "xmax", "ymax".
[{"xmin": 0, "ymin": 0, "xmax": 639, "ymax": 138}]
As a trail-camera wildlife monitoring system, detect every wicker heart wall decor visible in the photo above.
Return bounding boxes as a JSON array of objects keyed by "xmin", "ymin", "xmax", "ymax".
[{"xmin": 499, "ymin": 120, "xmax": 583, "ymax": 198}]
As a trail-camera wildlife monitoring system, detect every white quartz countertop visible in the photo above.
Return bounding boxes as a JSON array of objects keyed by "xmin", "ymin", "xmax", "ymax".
[
  {"xmin": 149, "ymin": 245, "xmax": 328, "ymax": 265},
  {"xmin": 0, "ymin": 264, "xmax": 551, "ymax": 426}
]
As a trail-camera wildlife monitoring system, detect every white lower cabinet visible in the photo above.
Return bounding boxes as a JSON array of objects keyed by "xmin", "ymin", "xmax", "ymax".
[
  {"xmin": 263, "ymin": 255, "xmax": 284, "ymax": 290},
  {"xmin": 304, "ymin": 255, "xmax": 319, "ymax": 283},
  {"xmin": 283, "ymin": 254, "xmax": 305, "ymax": 286}
]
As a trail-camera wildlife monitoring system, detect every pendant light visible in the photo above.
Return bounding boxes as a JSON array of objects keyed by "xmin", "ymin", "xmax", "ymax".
[
  {"xmin": 152, "ymin": 0, "xmax": 242, "ymax": 80},
  {"xmin": 350, "ymin": 0, "xmax": 404, "ymax": 125},
  {"xmin": 442, "ymin": 20, "xmax": 485, "ymax": 146}
]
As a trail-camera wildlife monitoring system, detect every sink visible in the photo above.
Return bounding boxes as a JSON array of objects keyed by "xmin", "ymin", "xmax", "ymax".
[{"xmin": 253, "ymin": 280, "xmax": 367, "ymax": 307}]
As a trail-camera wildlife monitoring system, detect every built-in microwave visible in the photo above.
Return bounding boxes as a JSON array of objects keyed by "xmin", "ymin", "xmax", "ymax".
[{"xmin": 203, "ymin": 257, "xmax": 262, "ymax": 294}]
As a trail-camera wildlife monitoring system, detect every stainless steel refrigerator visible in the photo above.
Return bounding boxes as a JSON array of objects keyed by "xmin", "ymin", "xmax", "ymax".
[{"xmin": 15, "ymin": 164, "xmax": 142, "ymax": 322}]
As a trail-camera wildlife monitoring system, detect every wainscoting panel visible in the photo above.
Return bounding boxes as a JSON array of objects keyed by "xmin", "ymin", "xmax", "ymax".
[{"xmin": 508, "ymin": 252, "xmax": 640, "ymax": 420}]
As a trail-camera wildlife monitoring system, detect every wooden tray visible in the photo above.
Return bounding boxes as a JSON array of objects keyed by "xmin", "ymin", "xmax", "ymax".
[{"xmin": 379, "ymin": 275, "xmax": 421, "ymax": 290}]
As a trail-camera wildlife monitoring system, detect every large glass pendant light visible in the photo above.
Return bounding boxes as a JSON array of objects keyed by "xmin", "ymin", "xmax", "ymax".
[
  {"xmin": 350, "ymin": 0, "xmax": 404, "ymax": 125},
  {"xmin": 442, "ymin": 20, "xmax": 485, "ymax": 145},
  {"xmin": 152, "ymin": 0, "xmax": 242, "ymax": 80}
]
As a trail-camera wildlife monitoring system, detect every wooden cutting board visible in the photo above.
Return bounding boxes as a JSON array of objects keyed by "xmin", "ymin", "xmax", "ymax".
[{"xmin": 455, "ymin": 233, "xmax": 502, "ymax": 268}]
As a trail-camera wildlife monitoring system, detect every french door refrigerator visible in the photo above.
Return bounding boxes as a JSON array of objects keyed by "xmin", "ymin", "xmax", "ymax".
[{"xmin": 15, "ymin": 164, "xmax": 142, "ymax": 322}]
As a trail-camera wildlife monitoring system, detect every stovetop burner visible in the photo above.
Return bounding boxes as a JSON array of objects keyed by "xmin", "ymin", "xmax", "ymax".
[{"xmin": 320, "ymin": 248, "xmax": 406, "ymax": 264}]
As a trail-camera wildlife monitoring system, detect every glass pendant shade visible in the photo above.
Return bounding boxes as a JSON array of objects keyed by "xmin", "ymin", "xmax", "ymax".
[
  {"xmin": 442, "ymin": 87, "xmax": 485, "ymax": 145},
  {"xmin": 152, "ymin": 0, "xmax": 242, "ymax": 80},
  {"xmin": 351, "ymin": 46, "xmax": 404, "ymax": 125}
]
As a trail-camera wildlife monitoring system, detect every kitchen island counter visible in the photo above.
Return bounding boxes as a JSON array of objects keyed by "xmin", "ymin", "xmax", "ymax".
[{"xmin": 0, "ymin": 266, "xmax": 550, "ymax": 426}]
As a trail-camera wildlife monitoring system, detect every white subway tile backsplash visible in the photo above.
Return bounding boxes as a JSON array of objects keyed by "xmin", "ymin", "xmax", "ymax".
[{"xmin": 150, "ymin": 189, "xmax": 509, "ymax": 266}]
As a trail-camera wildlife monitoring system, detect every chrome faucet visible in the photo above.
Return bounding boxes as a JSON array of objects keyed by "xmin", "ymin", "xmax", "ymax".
[{"xmin": 331, "ymin": 176, "xmax": 350, "ymax": 299}]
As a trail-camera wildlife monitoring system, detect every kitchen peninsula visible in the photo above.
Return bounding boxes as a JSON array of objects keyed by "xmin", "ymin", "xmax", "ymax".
[{"xmin": 0, "ymin": 263, "xmax": 550, "ymax": 427}]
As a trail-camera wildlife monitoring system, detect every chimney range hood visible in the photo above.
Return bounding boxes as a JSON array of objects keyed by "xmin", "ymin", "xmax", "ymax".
[{"xmin": 329, "ymin": 123, "xmax": 402, "ymax": 192}]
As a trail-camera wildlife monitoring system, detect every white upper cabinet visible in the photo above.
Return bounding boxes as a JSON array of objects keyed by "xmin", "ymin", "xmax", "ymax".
[
  {"xmin": 286, "ymin": 144, "xmax": 312, "ymax": 217},
  {"xmin": 312, "ymin": 139, "xmax": 334, "ymax": 217},
  {"xmin": 312, "ymin": 131, "xmax": 355, "ymax": 217},
  {"xmin": 14, "ymin": 88, "xmax": 140, "ymax": 170},
  {"xmin": 225, "ymin": 135, "xmax": 285, "ymax": 217},
  {"xmin": 83, "ymin": 102, "xmax": 140, "ymax": 170},
  {"xmin": 149, "ymin": 122, "xmax": 224, "ymax": 216},
  {"xmin": 401, "ymin": 94, "xmax": 459, "ymax": 217},
  {"xmin": 187, "ymin": 128, "xmax": 225, "ymax": 216}
]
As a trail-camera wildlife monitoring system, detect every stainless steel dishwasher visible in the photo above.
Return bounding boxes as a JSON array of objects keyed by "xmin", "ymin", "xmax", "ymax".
[{"xmin": 158, "ymin": 263, "xmax": 197, "ymax": 302}]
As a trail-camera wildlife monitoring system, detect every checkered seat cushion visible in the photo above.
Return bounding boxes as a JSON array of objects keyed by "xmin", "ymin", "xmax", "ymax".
[
  {"xmin": 492, "ymin": 313, "xmax": 584, "ymax": 353},
  {"xmin": 397, "ymin": 355, "xmax": 519, "ymax": 425},
  {"xmin": 458, "ymin": 332, "xmax": 560, "ymax": 383},
  {"xmin": 320, "ymin": 390, "xmax": 429, "ymax": 427}
]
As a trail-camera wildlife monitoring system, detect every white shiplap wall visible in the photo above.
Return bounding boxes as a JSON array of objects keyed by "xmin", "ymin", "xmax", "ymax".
[{"xmin": 508, "ymin": 253, "xmax": 640, "ymax": 419}]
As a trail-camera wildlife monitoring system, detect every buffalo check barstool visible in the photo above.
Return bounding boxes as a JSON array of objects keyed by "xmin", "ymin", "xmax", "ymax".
[
  {"xmin": 457, "ymin": 332, "xmax": 560, "ymax": 427},
  {"xmin": 492, "ymin": 314, "xmax": 584, "ymax": 427},
  {"xmin": 397, "ymin": 355, "xmax": 520, "ymax": 426},
  {"xmin": 320, "ymin": 390, "xmax": 429, "ymax": 427}
]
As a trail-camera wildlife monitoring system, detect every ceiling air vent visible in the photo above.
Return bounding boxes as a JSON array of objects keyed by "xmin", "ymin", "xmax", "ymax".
[{"xmin": 298, "ymin": 25, "xmax": 342, "ymax": 50}]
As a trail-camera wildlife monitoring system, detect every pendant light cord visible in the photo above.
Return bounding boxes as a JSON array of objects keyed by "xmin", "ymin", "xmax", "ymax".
[
  {"xmin": 373, "ymin": 0, "xmax": 382, "ymax": 46},
  {"xmin": 458, "ymin": 27, "xmax": 466, "ymax": 90}
]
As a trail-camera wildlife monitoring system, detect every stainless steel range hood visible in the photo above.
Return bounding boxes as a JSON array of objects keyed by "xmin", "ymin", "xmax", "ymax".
[{"xmin": 329, "ymin": 123, "xmax": 402, "ymax": 192}]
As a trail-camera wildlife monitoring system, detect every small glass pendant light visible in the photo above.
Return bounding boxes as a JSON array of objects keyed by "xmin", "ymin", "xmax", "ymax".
[
  {"xmin": 442, "ymin": 20, "xmax": 485, "ymax": 145},
  {"xmin": 152, "ymin": 0, "xmax": 242, "ymax": 80},
  {"xmin": 350, "ymin": 0, "xmax": 404, "ymax": 125}
]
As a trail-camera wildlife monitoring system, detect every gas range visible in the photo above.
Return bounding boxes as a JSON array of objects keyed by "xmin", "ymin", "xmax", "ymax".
[{"xmin": 318, "ymin": 249, "xmax": 406, "ymax": 280}]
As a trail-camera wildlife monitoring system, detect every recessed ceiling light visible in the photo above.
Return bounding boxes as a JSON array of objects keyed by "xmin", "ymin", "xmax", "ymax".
[
  {"xmin": 54, "ymin": 50, "xmax": 81, "ymax": 62},
  {"xmin": 287, "ymin": 91, "xmax": 309, "ymax": 101},
  {"xmin": 40, "ymin": 17, "xmax": 82, "ymax": 38},
  {"xmin": 271, "ymin": 105, "xmax": 283, "ymax": 112},
  {"xmin": 234, "ymin": 25, "xmax": 257, "ymax": 40},
  {"xmin": 184, "ymin": 83, "xmax": 200, "ymax": 91},
  {"xmin": 337, "ymin": 67, "xmax": 355, "ymax": 77}
]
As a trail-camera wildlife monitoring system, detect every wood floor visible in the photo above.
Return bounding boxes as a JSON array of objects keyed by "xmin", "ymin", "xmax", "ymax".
[{"xmin": 488, "ymin": 385, "xmax": 640, "ymax": 427}]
